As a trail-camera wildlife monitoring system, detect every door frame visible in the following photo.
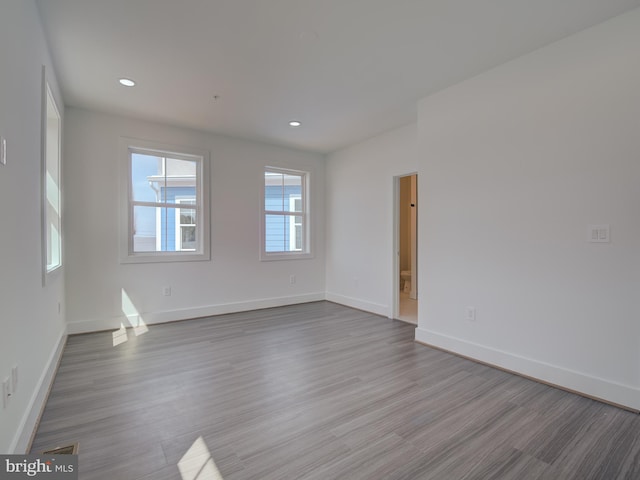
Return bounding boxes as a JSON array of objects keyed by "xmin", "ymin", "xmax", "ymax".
[{"xmin": 392, "ymin": 172, "xmax": 418, "ymax": 320}]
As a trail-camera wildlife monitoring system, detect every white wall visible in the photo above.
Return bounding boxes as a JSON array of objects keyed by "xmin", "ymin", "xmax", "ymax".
[
  {"xmin": 0, "ymin": 0, "xmax": 67, "ymax": 453},
  {"xmin": 415, "ymin": 8, "xmax": 640, "ymax": 410},
  {"xmin": 325, "ymin": 124, "xmax": 417, "ymax": 316},
  {"xmin": 64, "ymin": 108, "xmax": 326, "ymax": 333}
]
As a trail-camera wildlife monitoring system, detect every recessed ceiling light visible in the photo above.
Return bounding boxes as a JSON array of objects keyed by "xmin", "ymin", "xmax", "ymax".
[
  {"xmin": 119, "ymin": 78, "xmax": 136, "ymax": 87},
  {"xmin": 289, "ymin": 120, "xmax": 301, "ymax": 127}
]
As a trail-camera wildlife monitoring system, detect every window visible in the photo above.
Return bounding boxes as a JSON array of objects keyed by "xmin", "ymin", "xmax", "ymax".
[
  {"xmin": 42, "ymin": 74, "xmax": 62, "ymax": 282},
  {"xmin": 175, "ymin": 198, "xmax": 196, "ymax": 251},
  {"xmin": 261, "ymin": 167, "xmax": 311, "ymax": 260},
  {"xmin": 120, "ymin": 139, "xmax": 210, "ymax": 263}
]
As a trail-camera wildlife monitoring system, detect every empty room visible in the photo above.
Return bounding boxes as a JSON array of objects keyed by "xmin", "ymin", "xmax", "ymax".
[{"xmin": 1, "ymin": 1, "xmax": 639, "ymax": 479}]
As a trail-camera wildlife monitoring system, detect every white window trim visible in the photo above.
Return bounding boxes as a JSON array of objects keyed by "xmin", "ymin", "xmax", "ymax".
[
  {"xmin": 260, "ymin": 167, "xmax": 312, "ymax": 261},
  {"xmin": 41, "ymin": 67, "xmax": 63, "ymax": 285},
  {"xmin": 119, "ymin": 138, "xmax": 210, "ymax": 264}
]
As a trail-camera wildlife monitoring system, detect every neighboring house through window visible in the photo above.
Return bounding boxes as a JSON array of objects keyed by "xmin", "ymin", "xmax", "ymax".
[{"xmin": 176, "ymin": 198, "xmax": 196, "ymax": 251}]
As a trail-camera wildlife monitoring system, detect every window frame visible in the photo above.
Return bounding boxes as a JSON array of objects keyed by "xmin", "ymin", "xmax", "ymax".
[
  {"xmin": 41, "ymin": 68, "xmax": 63, "ymax": 285},
  {"xmin": 119, "ymin": 138, "xmax": 210, "ymax": 263},
  {"xmin": 260, "ymin": 167, "xmax": 312, "ymax": 261}
]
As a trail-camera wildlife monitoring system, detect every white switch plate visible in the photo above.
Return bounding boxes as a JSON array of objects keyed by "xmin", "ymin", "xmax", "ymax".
[
  {"xmin": 162, "ymin": 286, "xmax": 171, "ymax": 296},
  {"xmin": 0, "ymin": 137, "xmax": 6, "ymax": 165},
  {"xmin": 465, "ymin": 306, "xmax": 476, "ymax": 322},
  {"xmin": 2, "ymin": 377, "xmax": 10, "ymax": 409},
  {"xmin": 11, "ymin": 365, "xmax": 18, "ymax": 392},
  {"xmin": 588, "ymin": 224, "xmax": 610, "ymax": 243}
]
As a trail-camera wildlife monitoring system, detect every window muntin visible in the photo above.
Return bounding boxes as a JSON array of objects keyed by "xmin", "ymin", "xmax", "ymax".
[
  {"xmin": 121, "ymin": 140, "xmax": 209, "ymax": 263},
  {"xmin": 262, "ymin": 168, "xmax": 310, "ymax": 259}
]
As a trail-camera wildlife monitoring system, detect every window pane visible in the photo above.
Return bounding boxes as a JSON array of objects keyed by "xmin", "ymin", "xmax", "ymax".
[
  {"xmin": 180, "ymin": 210, "xmax": 195, "ymax": 225},
  {"xmin": 283, "ymin": 176, "xmax": 301, "ymax": 212},
  {"xmin": 295, "ymin": 224, "xmax": 302, "ymax": 250},
  {"xmin": 264, "ymin": 171, "xmax": 302, "ymax": 212},
  {"xmin": 133, "ymin": 205, "xmax": 159, "ymax": 252},
  {"xmin": 181, "ymin": 226, "xmax": 196, "ymax": 250},
  {"xmin": 132, "ymin": 153, "xmax": 163, "ymax": 202},
  {"xmin": 265, "ymin": 171, "xmax": 285, "ymax": 211},
  {"xmin": 266, "ymin": 214, "xmax": 303, "ymax": 252},
  {"xmin": 265, "ymin": 214, "xmax": 287, "ymax": 252},
  {"xmin": 133, "ymin": 206, "xmax": 196, "ymax": 252},
  {"xmin": 166, "ymin": 157, "xmax": 197, "ymax": 191},
  {"xmin": 177, "ymin": 206, "xmax": 196, "ymax": 251}
]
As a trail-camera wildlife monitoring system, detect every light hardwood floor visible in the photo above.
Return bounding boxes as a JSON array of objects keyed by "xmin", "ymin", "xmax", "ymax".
[{"xmin": 31, "ymin": 301, "xmax": 640, "ymax": 479}]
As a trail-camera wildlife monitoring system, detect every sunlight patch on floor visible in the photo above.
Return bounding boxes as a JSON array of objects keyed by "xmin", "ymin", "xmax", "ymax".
[
  {"xmin": 112, "ymin": 289, "xmax": 150, "ymax": 346},
  {"xmin": 178, "ymin": 436, "xmax": 224, "ymax": 480}
]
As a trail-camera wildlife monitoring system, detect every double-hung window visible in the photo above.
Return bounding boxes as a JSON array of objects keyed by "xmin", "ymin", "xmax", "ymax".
[
  {"xmin": 261, "ymin": 167, "xmax": 311, "ymax": 260},
  {"xmin": 120, "ymin": 139, "xmax": 210, "ymax": 263}
]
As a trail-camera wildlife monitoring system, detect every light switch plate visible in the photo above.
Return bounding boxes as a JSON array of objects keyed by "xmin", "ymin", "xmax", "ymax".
[
  {"xmin": 2, "ymin": 377, "xmax": 10, "ymax": 409},
  {"xmin": 588, "ymin": 224, "xmax": 610, "ymax": 243},
  {"xmin": 466, "ymin": 306, "xmax": 476, "ymax": 322},
  {"xmin": 11, "ymin": 365, "xmax": 18, "ymax": 392},
  {"xmin": 0, "ymin": 137, "xmax": 6, "ymax": 165}
]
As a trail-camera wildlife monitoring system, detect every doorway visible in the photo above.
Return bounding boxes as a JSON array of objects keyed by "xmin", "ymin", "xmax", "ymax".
[{"xmin": 394, "ymin": 174, "xmax": 417, "ymax": 324}]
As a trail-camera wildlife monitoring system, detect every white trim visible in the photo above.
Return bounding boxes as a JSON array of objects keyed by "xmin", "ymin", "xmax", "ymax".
[
  {"xmin": 415, "ymin": 327, "xmax": 640, "ymax": 411},
  {"xmin": 66, "ymin": 293, "xmax": 326, "ymax": 334},
  {"xmin": 392, "ymin": 176, "xmax": 401, "ymax": 319},
  {"xmin": 10, "ymin": 328, "xmax": 67, "ymax": 453},
  {"xmin": 325, "ymin": 292, "xmax": 391, "ymax": 318}
]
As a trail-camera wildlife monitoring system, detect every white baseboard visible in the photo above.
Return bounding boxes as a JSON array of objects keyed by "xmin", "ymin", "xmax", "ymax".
[
  {"xmin": 415, "ymin": 327, "xmax": 640, "ymax": 412},
  {"xmin": 325, "ymin": 292, "xmax": 390, "ymax": 318},
  {"xmin": 11, "ymin": 328, "xmax": 67, "ymax": 454},
  {"xmin": 67, "ymin": 292, "xmax": 327, "ymax": 334}
]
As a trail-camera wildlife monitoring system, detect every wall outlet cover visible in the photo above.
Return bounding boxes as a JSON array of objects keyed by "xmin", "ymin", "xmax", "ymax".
[
  {"xmin": 2, "ymin": 378, "xmax": 10, "ymax": 409},
  {"xmin": 11, "ymin": 365, "xmax": 18, "ymax": 391},
  {"xmin": 0, "ymin": 137, "xmax": 6, "ymax": 165}
]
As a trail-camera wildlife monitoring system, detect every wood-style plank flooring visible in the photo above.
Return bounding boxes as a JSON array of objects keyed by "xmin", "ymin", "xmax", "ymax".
[{"xmin": 31, "ymin": 302, "xmax": 640, "ymax": 479}]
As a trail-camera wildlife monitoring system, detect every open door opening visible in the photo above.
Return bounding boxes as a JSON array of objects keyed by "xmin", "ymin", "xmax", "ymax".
[{"xmin": 394, "ymin": 174, "xmax": 417, "ymax": 324}]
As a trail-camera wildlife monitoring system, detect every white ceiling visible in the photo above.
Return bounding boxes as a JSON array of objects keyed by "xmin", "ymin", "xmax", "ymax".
[{"xmin": 36, "ymin": 0, "xmax": 640, "ymax": 153}]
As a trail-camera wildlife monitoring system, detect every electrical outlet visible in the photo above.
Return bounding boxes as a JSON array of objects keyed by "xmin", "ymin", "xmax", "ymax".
[
  {"xmin": 2, "ymin": 377, "xmax": 10, "ymax": 409},
  {"xmin": 162, "ymin": 286, "xmax": 171, "ymax": 296},
  {"xmin": 289, "ymin": 275, "xmax": 296, "ymax": 285},
  {"xmin": 465, "ymin": 307, "xmax": 476, "ymax": 322},
  {"xmin": 11, "ymin": 366, "xmax": 18, "ymax": 392}
]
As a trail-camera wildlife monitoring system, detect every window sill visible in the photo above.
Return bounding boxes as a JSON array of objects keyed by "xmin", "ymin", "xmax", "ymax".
[
  {"xmin": 120, "ymin": 251, "xmax": 210, "ymax": 264},
  {"xmin": 260, "ymin": 251, "xmax": 314, "ymax": 262}
]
